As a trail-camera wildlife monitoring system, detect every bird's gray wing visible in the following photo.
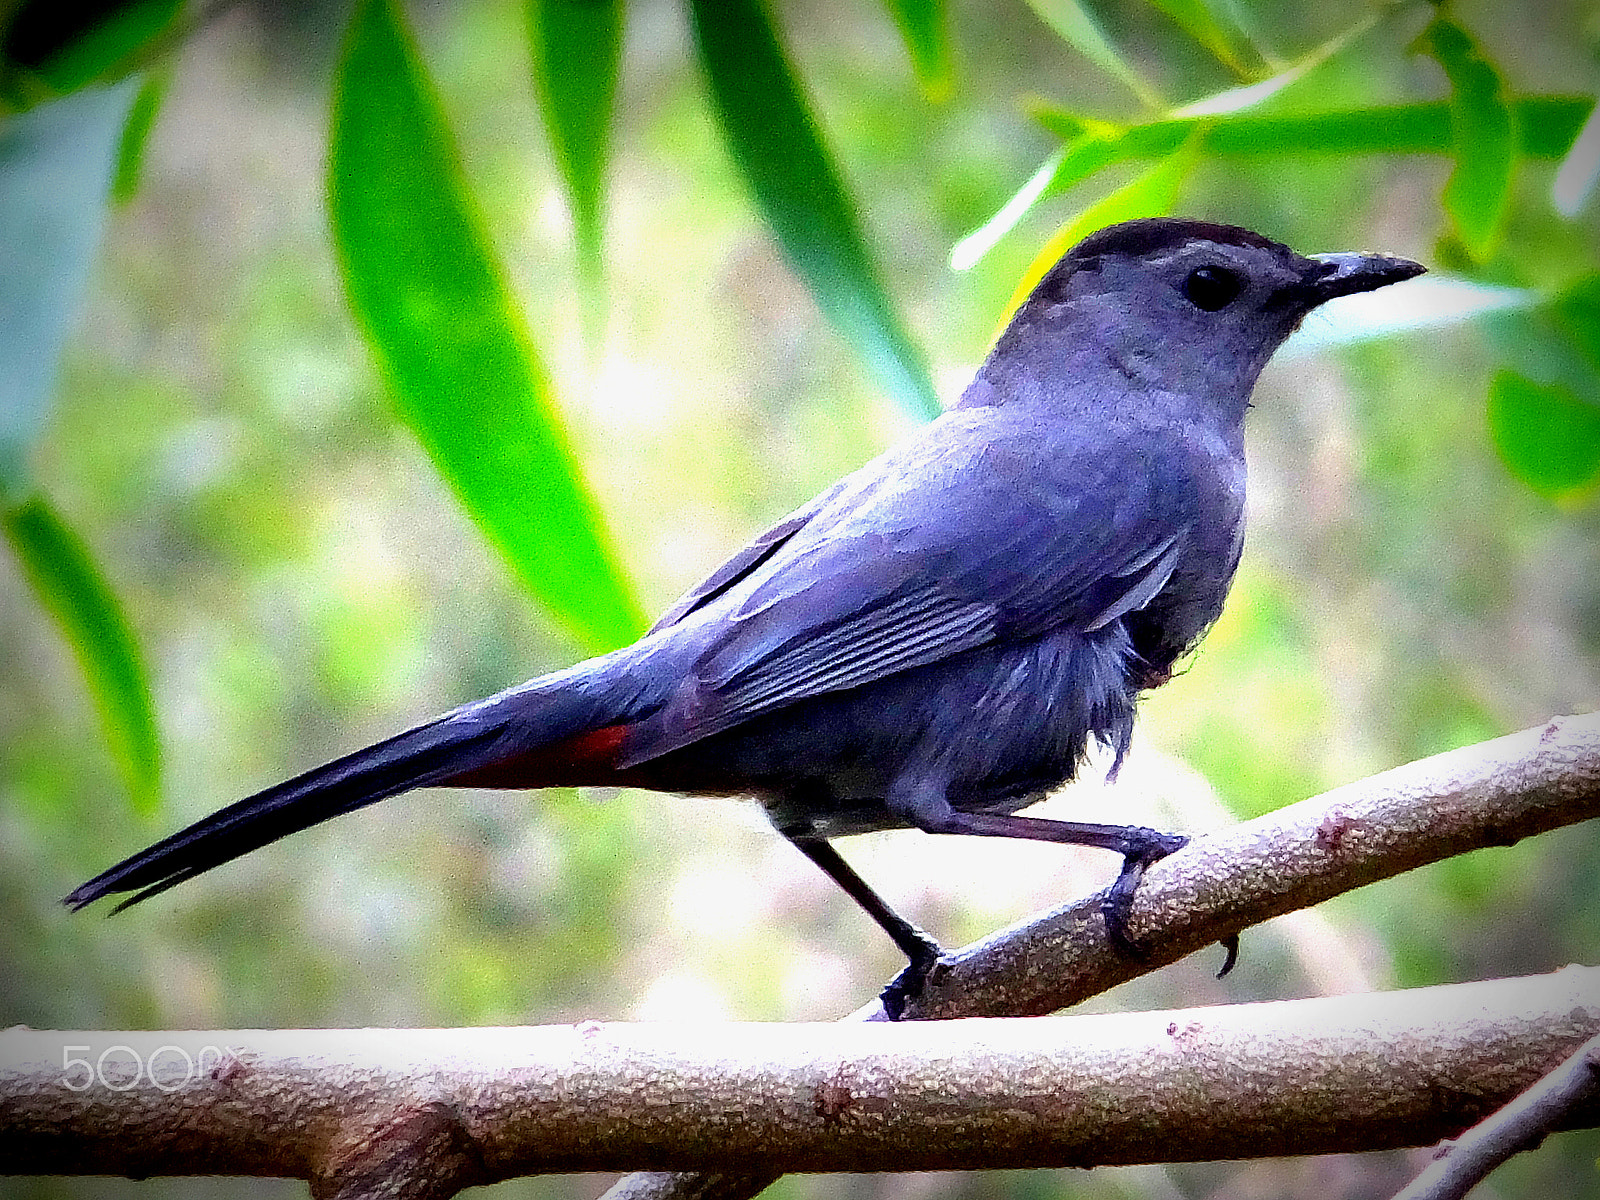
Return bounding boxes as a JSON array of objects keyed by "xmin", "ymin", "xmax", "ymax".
[
  {"xmin": 621, "ymin": 414, "xmax": 1196, "ymax": 765},
  {"xmin": 647, "ymin": 479, "xmax": 851, "ymax": 634}
]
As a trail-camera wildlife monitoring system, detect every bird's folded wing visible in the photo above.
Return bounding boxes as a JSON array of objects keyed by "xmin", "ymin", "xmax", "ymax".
[
  {"xmin": 708, "ymin": 581, "xmax": 998, "ymax": 713},
  {"xmin": 647, "ymin": 478, "xmax": 850, "ymax": 634},
  {"xmin": 619, "ymin": 439, "xmax": 1191, "ymax": 766}
]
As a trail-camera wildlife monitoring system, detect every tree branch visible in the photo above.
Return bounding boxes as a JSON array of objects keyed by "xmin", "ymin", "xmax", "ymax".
[
  {"xmin": 899, "ymin": 710, "xmax": 1600, "ymax": 1021},
  {"xmin": 608, "ymin": 711, "xmax": 1600, "ymax": 1200},
  {"xmin": 1391, "ymin": 1029, "xmax": 1600, "ymax": 1200},
  {"xmin": 6, "ymin": 715, "xmax": 1597, "ymax": 1198},
  {"xmin": 2, "ymin": 968, "xmax": 1598, "ymax": 1187}
]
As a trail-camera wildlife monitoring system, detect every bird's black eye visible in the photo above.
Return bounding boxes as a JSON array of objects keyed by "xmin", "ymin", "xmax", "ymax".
[{"xmin": 1182, "ymin": 266, "xmax": 1244, "ymax": 311}]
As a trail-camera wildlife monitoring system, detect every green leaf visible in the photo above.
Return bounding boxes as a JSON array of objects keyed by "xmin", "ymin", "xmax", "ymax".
[
  {"xmin": 950, "ymin": 147, "xmax": 1067, "ymax": 270},
  {"xmin": 1031, "ymin": 123, "xmax": 1142, "ymax": 201},
  {"xmin": 525, "ymin": 0, "xmax": 623, "ymax": 286},
  {"xmin": 3, "ymin": 493, "xmax": 161, "ymax": 812},
  {"xmin": 329, "ymin": 0, "xmax": 644, "ymax": 654},
  {"xmin": 0, "ymin": 0, "xmax": 180, "ymax": 109},
  {"xmin": 953, "ymin": 16, "xmax": 1381, "ymax": 270},
  {"xmin": 1027, "ymin": 105, "xmax": 1448, "ymax": 207},
  {"xmin": 1034, "ymin": 96, "xmax": 1585, "ymax": 165},
  {"xmin": 1415, "ymin": 16, "xmax": 1515, "ymax": 262},
  {"xmin": 0, "ymin": 79, "xmax": 156, "ymax": 806},
  {"xmin": 1171, "ymin": 12, "xmax": 1377, "ymax": 118},
  {"xmin": 1515, "ymin": 96, "xmax": 1599, "ymax": 159},
  {"xmin": 1487, "ymin": 371, "xmax": 1600, "ymax": 502},
  {"xmin": 961, "ymin": 95, "xmax": 1585, "ymax": 268},
  {"xmin": 1550, "ymin": 272, "xmax": 1600, "ymax": 375},
  {"xmin": 1022, "ymin": 0, "xmax": 1159, "ymax": 107},
  {"xmin": 879, "ymin": 0, "xmax": 953, "ymax": 102},
  {"xmin": 1191, "ymin": 104, "xmax": 1454, "ymax": 157},
  {"xmin": 1146, "ymin": 0, "xmax": 1249, "ymax": 75},
  {"xmin": 1481, "ymin": 295, "xmax": 1600, "ymax": 422},
  {"xmin": 1551, "ymin": 100, "xmax": 1600, "ymax": 217},
  {"xmin": 689, "ymin": 0, "xmax": 939, "ymax": 421},
  {"xmin": 1028, "ymin": 97, "xmax": 1586, "ymax": 198},
  {"xmin": 0, "ymin": 79, "xmax": 136, "ymax": 493},
  {"xmin": 110, "ymin": 64, "xmax": 169, "ymax": 203}
]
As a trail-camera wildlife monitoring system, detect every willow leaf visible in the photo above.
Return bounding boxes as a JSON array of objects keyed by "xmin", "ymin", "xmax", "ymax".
[
  {"xmin": 330, "ymin": 0, "xmax": 644, "ymax": 654},
  {"xmin": 879, "ymin": 0, "xmax": 952, "ymax": 102},
  {"xmin": 4, "ymin": 493, "xmax": 161, "ymax": 812},
  {"xmin": 690, "ymin": 0, "xmax": 939, "ymax": 420},
  {"xmin": 996, "ymin": 130, "xmax": 1204, "ymax": 332},
  {"xmin": 1415, "ymin": 16, "xmax": 1515, "ymax": 262},
  {"xmin": 526, "ymin": 0, "xmax": 623, "ymax": 285}
]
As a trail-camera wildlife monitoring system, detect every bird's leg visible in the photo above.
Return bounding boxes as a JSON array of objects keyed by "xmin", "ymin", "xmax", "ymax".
[
  {"xmin": 888, "ymin": 780, "xmax": 1191, "ymax": 964},
  {"xmin": 929, "ymin": 811, "xmax": 1241, "ymax": 978},
  {"xmin": 787, "ymin": 836, "xmax": 944, "ymax": 1020},
  {"xmin": 957, "ymin": 811, "xmax": 1186, "ymax": 959}
]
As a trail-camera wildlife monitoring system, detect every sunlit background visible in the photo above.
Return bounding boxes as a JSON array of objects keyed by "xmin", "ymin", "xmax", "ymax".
[{"xmin": 3, "ymin": 0, "xmax": 1599, "ymax": 1197}]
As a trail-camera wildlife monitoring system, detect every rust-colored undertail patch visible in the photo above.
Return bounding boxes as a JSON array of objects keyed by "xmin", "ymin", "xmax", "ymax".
[{"xmin": 441, "ymin": 725, "xmax": 633, "ymax": 789}]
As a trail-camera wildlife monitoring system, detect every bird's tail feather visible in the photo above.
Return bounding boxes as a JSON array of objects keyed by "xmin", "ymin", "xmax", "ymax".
[{"xmin": 64, "ymin": 666, "xmax": 632, "ymax": 913}]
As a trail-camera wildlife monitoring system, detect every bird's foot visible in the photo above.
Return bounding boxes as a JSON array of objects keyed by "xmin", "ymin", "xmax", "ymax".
[
  {"xmin": 1099, "ymin": 828, "xmax": 1241, "ymax": 976},
  {"xmin": 1099, "ymin": 827, "xmax": 1188, "ymax": 960},
  {"xmin": 878, "ymin": 928, "xmax": 947, "ymax": 1021}
]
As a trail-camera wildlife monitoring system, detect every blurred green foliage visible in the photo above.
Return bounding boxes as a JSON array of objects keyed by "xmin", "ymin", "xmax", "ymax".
[
  {"xmin": 879, "ymin": 0, "xmax": 952, "ymax": 102},
  {"xmin": 0, "ymin": 0, "xmax": 180, "ymax": 109},
  {"xmin": 525, "ymin": 0, "xmax": 624, "ymax": 290},
  {"xmin": 330, "ymin": 0, "xmax": 645, "ymax": 654},
  {"xmin": 2, "ymin": 495, "xmax": 159, "ymax": 813},
  {"xmin": 1415, "ymin": 12, "xmax": 1515, "ymax": 261},
  {"xmin": 0, "ymin": 78, "xmax": 160, "ymax": 811},
  {"xmin": 2, "ymin": 0, "xmax": 1600, "ymax": 1198},
  {"xmin": 688, "ymin": 0, "xmax": 941, "ymax": 419}
]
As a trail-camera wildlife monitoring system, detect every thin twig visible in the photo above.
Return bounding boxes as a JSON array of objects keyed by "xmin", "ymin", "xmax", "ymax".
[{"xmin": 1391, "ymin": 1030, "xmax": 1600, "ymax": 1200}]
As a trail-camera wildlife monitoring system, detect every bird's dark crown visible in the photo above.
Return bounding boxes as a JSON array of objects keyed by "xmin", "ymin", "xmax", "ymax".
[{"xmin": 1069, "ymin": 217, "xmax": 1291, "ymax": 262}]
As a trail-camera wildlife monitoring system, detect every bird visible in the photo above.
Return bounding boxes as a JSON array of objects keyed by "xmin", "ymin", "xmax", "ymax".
[{"xmin": 66, "ymin": 217, "xmax": 1424, "ymax": 1017}]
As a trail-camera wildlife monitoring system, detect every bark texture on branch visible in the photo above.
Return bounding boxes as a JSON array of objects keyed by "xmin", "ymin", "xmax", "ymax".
[{"xmin": 3, "ymin": 968, "xmax": 1598, "ymax": 1185}]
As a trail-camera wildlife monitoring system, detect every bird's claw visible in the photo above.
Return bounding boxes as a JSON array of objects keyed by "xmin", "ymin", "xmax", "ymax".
[
  {"xmin": 878, "ymin": 930, "xmax": 946, "ymax": 1020},
  {"xmin": 1100, "ymin": 828, "xmax": 1188, "ymax": 959},
  {"xmin": 1215, "ymin": 933, "xmax": 1240, "ymax": 979},
  {"xmin": 1099, "ymin": 831, "xmax": 1244, "ymax": 977}
]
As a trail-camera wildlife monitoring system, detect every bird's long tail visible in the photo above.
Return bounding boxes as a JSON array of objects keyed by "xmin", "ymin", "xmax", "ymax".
[{"xmin": 64, "ymin": 663, "xmax": 637, "ymax": 913}]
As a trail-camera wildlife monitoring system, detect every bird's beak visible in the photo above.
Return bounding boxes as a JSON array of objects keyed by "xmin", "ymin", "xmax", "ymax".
[{"xmin": 1303, "ymin": 251, "xmax": 1427, "ymax": 303}]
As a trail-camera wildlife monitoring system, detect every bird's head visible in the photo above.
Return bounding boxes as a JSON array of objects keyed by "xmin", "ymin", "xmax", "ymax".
[{"xmin": 969, "ymin": 217, "xmax": 1425, "ymax": 419}]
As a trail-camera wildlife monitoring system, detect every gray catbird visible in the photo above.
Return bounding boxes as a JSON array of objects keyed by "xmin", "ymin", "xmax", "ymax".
[{"xmin": 67, "ymin": 218, "xmax": 1424, "ymax": 1016}]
